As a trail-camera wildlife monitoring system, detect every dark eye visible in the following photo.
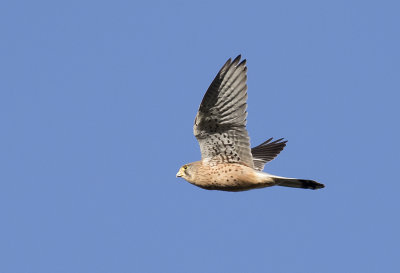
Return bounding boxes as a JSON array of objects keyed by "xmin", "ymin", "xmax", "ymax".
[{"xmin": 183, "ymin": 165, "xmax": 188, "ymax": 170}]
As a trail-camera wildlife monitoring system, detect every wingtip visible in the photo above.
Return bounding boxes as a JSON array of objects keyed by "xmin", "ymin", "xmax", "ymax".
[
  {"xmin": 219, "ymin": 58, "xmax": 233, "ymax": 75},
  {"xmin": 223, "ymin": 57, "xmax": 232, "ymax": 67},
  {"xmin": 274, "ymin": 138, "xmax": 288, "ymax": 144},
  {"xmin": 233, "ymin": 54, "xmax": 247, "ymax": 67},
  {"xmin": 259, "ymin": 137, "xmax": 287, "ymax": 146},
  {"xmin": 232, "ymin": 55, "xmax": 241, "ymax": 65},
  {"xmin": 219, "ymin": 55, "xmax": 247, "ymax": 76},
  {"xmin": 265, "ymin": 137, "xmax": 273, "ymax": 143}
]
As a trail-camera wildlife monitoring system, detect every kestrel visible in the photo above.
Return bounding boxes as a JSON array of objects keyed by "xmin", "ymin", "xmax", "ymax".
[{"xmin": 176, "ymin": 55, "xmax": 324, "ymax": 192}]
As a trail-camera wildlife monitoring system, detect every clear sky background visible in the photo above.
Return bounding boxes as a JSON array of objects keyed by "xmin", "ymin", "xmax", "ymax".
[{"xmin": 1, "ymin": 1, "xmax": 399, "ymax": 272}]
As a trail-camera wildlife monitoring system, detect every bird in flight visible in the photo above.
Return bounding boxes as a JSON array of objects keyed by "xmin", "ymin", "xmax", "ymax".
[{"xmin": 176, "ymin": 55, "xmax": 324, "ymax": 191}]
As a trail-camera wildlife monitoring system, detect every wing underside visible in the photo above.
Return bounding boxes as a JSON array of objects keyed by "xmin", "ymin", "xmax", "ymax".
[{"xmin": 193, "ymin": 55, "xmax": 254, "ymax": 168}]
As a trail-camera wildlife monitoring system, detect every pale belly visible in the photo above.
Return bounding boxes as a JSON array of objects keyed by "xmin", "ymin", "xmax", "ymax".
[{"xmin": 192, "ymin": 163, "xmax": 274, "ymax": 192}]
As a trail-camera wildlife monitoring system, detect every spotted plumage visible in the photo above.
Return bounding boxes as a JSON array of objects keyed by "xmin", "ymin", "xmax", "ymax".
[{"xmin": 176, "ymin": 55, "xmax": 324, "ymax": 191}]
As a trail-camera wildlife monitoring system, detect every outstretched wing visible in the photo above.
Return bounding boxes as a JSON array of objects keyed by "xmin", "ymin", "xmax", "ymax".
[
  {"xmin": 193, "ymin": 55, "xmax": 254, "ymax": 168},
  {"xmin": 251, "ymin": 138, "xmax": 287, "ymax": 171}
]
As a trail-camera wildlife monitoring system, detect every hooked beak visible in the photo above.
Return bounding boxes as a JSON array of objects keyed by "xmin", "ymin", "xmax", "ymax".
[{"xmin": 176, "ymin": 168, "xmax": 183, "ymax": 178}]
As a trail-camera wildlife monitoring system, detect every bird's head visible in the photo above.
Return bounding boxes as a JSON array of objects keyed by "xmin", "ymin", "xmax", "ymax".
[{"xmin": 176, "ymin": 163, "xmax": 195, "ymax": 181}]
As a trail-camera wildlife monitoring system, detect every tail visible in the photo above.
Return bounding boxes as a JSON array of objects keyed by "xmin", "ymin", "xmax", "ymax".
[{"xmin": 273, "ymin": 177, "xmax": 325, "ymax": 190}]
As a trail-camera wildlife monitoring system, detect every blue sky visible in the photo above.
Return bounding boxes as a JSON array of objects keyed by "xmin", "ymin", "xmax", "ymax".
[{"xmin": 1, "ymin": 0, "xmax": 399, "ymax": 272}]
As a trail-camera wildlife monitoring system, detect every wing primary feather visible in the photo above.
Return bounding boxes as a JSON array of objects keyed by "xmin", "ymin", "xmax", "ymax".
[
  {"xmin": 251, "ymin": 138, "xmax": 288, "ymax": 170},
  {"xmin": 232, "ymin": 55, "xmax": 242, "ymax": 65}
]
